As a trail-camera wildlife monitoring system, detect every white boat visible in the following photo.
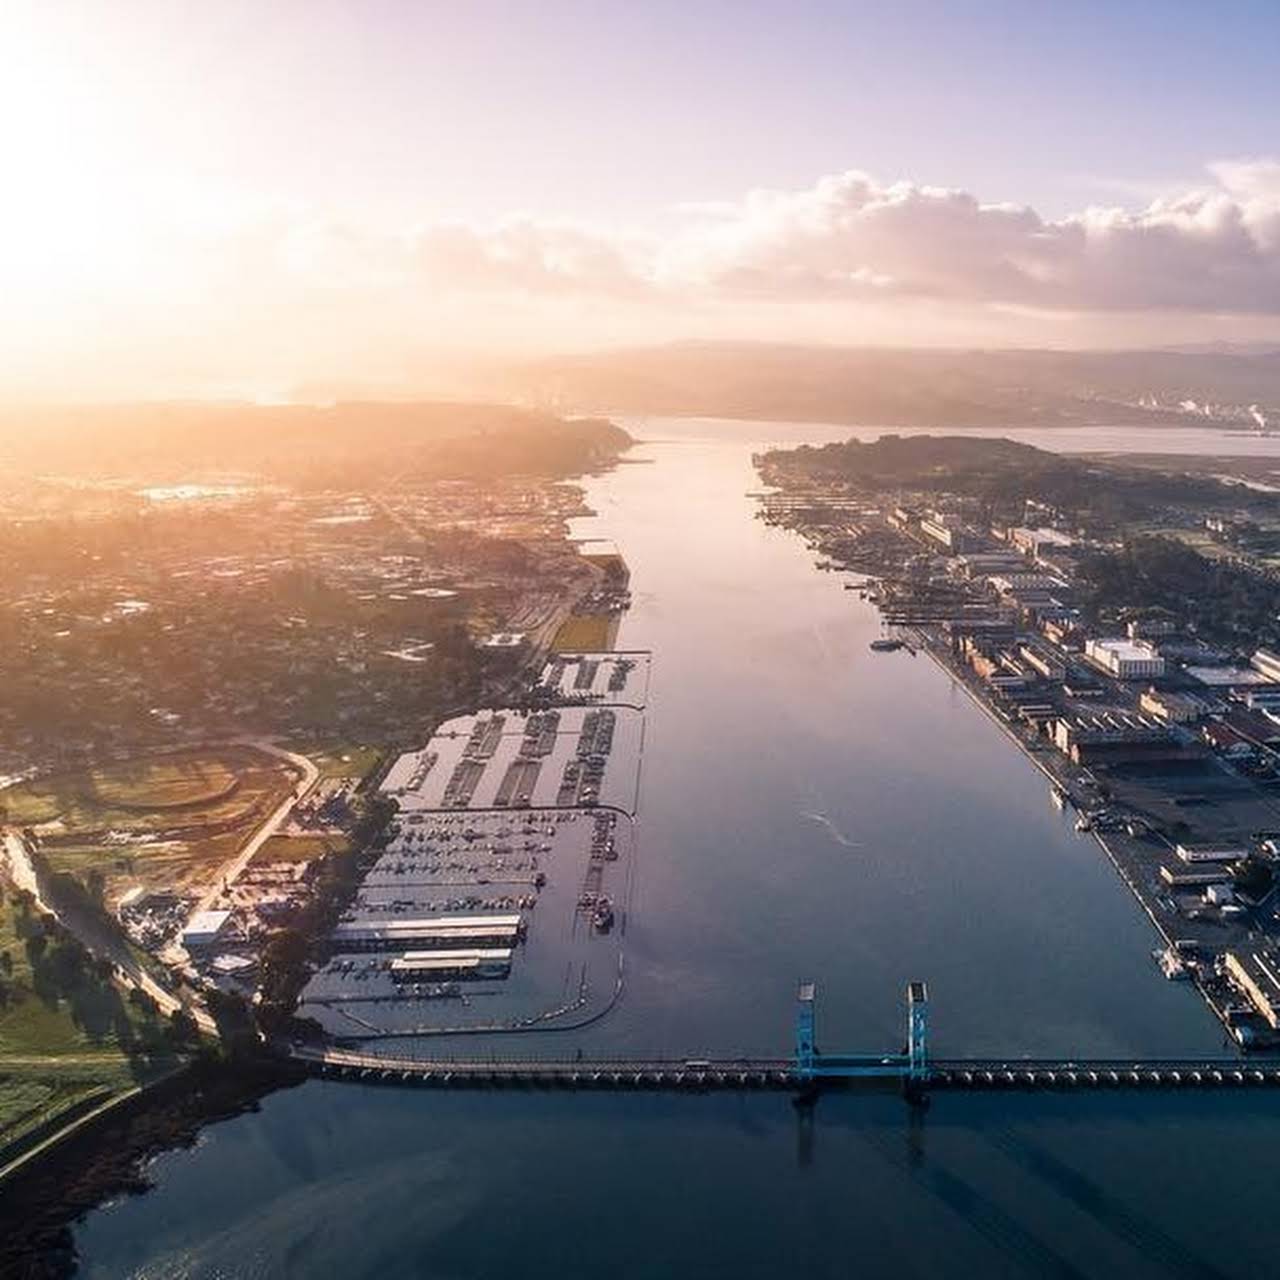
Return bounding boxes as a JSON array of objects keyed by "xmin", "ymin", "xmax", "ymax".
[{"xmin": 1153, "ymin": 947, "xmax": 1191, "ymax": 980}]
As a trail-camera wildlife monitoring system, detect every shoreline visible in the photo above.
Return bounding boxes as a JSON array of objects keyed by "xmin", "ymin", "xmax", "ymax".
[
  {"xmin": 0, "ymin": 1056, "xmax": 305, "ymax": 1280},
  {"xmin": 913, "ymin": 633, "xmax": 1247, "ymax": 1049}
]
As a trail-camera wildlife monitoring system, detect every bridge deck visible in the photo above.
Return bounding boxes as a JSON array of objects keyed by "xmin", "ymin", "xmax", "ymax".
[{"xmin": 294, "ymin": 1047, "xmax": 1280, "ymax": 1092}]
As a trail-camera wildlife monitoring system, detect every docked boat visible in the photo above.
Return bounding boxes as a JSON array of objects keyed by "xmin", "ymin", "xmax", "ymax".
[
  {"xmin": 593, "ymin": 898, "xmax": 615, "ymax": 932},
  {"xmin": 869, "ymin": 638, "xmax": 904, "ymax": 653},
  {"xmin": 1074, "ymin": 814, "xmax": 1093, "ymax": 832},
  {"xmin": 1050, "ymin": 785, "xmax": 1068, "ymax": 811},
  {"xmin": 1153, "ymin": 946, "xmax": 1191, "ymax": 980}
]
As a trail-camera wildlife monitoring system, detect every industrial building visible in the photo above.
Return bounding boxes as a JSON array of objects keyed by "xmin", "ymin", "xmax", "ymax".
[
  {"xmin": 181, "ymin": 908, "xmax": 233, "ymax": 951},
  {"xmin": 1175, "ymin": 843, "xmax": 1248, "ymax": 864},
  {"xmin": 390, "ymin": 948, "xmax": 513, "ymax": 980},
  {"xmin": 1201, "ymin": 720, "xmax": 1257, "ymax": 760},
  {"xmin": 331, "ymin": 914, "xmax": 523, "ymax": 951},
  {"xmin": 1051, "ymin": 713, "xmax": 1178, "ymax": 764},
  {"xmin": 1084, "ymin": 637, "xmax": 1166, "ymax": 679},
  {"xmin": 1225, "ymin": 951, "xmax": 1280, "ymax": 1030},
  {"xmin": 1008, "ymin": 526, "xmax": 1074, "ymax": 558},
  {"xmin": 1019, "ymin": 642, "xmax": 1067, "ymax": 681},
  {"xmin": 1160, "ymin": 864, "xmax": 1232, "ymax": 887},
  {"xmin": 1127, "ymin": 614, "xmax": 1178, "ymax": 639},
  {"xmin": 919, "ymin": 514, "xmax": 973, "ymax": 553},
  {"xmin": 1139, "ymin": 687, "xmax": 1205, "ymax": 724},
  {"xmin": 1251, "ymin": 648, "xmax": 1280, "ymax": 683},
  {"xmin": 1242, "ymin": 685, "xmax": 1280, "ymax": 712}
]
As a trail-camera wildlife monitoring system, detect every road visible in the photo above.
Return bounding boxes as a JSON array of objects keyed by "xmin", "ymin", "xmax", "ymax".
[
  {"xmin": 184, "ymin": 738, "xmax": 320, "ymax": 921},
  {"xmin": 1, "ymin": 829, "xmax": 215, "ymax": 1033}
]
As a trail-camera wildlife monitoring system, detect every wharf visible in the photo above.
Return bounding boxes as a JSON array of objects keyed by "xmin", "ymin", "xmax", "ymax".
[{"xmin": 910, "ymin": 629, "xmax": 1276, "ymax": 1045}]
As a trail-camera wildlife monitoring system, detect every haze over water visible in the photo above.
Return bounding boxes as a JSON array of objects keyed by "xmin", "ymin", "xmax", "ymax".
[{"xmin": 76, "ymin": 421, "xmax": 1280, "ymax": 1279}]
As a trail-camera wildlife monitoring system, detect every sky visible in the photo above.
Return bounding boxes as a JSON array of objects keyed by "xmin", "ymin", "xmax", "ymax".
[{"xmin": 5, "ymin": 0, "xmax": 1280, "ymax": 400}]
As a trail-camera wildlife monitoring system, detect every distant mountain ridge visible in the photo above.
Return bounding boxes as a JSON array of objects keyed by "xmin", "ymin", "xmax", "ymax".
[{"xmin": 488, "ymin": 342, "xmax": 1280, "ymax": 430}]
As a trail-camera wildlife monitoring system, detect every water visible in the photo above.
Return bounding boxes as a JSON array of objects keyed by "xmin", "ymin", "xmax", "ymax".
[{"xmin": 74, "ymin": 421, "xmax": 1280, "ymax": 1278}]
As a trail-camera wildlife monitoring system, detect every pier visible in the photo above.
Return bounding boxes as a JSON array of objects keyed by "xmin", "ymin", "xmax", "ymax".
[{"xmin": 290, "ymin": 981, "xmax": 1280, "ymax": 1096}]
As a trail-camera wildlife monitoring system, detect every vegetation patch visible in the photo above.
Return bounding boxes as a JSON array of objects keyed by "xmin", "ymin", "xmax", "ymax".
[
  {"xmin": 252, "ymin": 834, "xmax": 350, "ymax": 865},
  {"xmin": 552, "ymin": 614, "xmax": 616, "ymax": 652},
  {"xmin": 0, "ymin": 885, "xmax": 182, "ymax": 1167}
]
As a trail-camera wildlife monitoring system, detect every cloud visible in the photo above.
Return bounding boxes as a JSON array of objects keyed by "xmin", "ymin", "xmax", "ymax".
[
  {"xmin": 412, "ymin": 219, "xmax": 651, "ymax": 298},
  {"xmin": 257, "ymin": 161, "xmax": 1280, "ymax": 317},
  {"xmin": 661, "ymin": 165, "xmax": 1280, "ymax": 313},
  {"xmin": 11, "ymin": 158, "xmax": 1280, "ymax": 402}
]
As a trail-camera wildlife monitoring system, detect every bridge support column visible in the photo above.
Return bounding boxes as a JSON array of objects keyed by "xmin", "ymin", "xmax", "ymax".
[
  {"xmin": 905, "ymin": 980, "xmax": 929, "ymax": 1104},
  {"xmin": 795, "ymin": 981, "xmax": 817, "ymax": 1083}
]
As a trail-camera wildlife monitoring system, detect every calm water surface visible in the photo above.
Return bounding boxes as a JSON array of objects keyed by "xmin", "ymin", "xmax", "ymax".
[{"xmin": 76, "ymin": 422, "xmax": 1280, "ymax": 1279}]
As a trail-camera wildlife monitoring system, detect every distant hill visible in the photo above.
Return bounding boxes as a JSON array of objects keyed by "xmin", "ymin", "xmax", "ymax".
[
  {"xmin": 0, "ymin": 401, "xmax": 631, "ymax": 486},
  {"xmin": 487, "ymin": 342, "xmax": 1280, "ymax": 430}
]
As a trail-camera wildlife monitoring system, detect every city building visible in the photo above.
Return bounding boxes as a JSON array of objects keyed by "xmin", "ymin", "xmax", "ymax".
[
  {"xmin": 1202, "ymin": 720, "xmax": 1259, "ymax": 760},
  {"xmin": 332, "ymin": 914, "xmax": 523, "ymax": 951},
  {"xmin": 181, "ymin": 908, "xmax": 233, "ymax": 951},
  {"xmin": 389, "ymin": 948, "xmax": 513, "ymax": 980},
  {"xmin": 1175, "ymin": 842, "xmax": 1248, "ymax": 864},
  {"xmin": 1139, "ymin": 687, "xmax": 1205, "ymax": 724},
  {"xmin": 1040, "ymin": 616, "xmax": 1083, "ymax": 649},
  {"xmin": 1225, "ymin": 706, "xmax": 1280, "ymax": 747},
  {"xmin": 1020, "ymin": 643, "xmax": 1067, "ymax": 682},
  {"xmin": 1243, "ymin": 686, "xmax": 1280, "ymax": 711},
  {"xmin": 1225, "ymin": 951, "xmax": 1280, "ymax": 1030},
  {"xmin": 1160, "ymin": 864, "xmax": 1232, "ymax": 887},
  {"xmin": 1051, "ymin": 713, "xmax": 1178, "ymax": 764},
  {"xmin": 919, "ymin": 513, "xmax": 972, "ymax": 553},
  {"xmin": 1084, "ymin": 637, "xmax": 1165, "ymax": 679},
  {"xmin": 1126, "ymin": 613, "xmax": 1178, "ymax": 639},
  {"xmin": 1251, "ymin": 648, "xmax": 1280, "ymax": 683},
  {"xmin": 1008, "ymin": 526, "xmax": 1074, "ymax": 558}
]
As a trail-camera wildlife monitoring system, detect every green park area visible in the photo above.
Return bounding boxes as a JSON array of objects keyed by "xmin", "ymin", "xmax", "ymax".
[{"xmin": 0, "ymin": 886, "xmax": 183, "ymax": 1174}]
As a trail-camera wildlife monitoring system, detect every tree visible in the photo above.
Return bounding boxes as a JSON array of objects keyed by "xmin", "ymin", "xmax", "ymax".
[{"xmin": 167, "ymin": 1007, "xmax": 199, "ymax": 1043}]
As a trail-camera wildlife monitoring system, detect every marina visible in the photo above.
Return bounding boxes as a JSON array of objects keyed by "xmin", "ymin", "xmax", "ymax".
[
  {"xmin": 72, "ymin": 420, "xmax": 1280, "ymax": 1280},
  {"xmin": 298, "ymin": 648, "xmax": 647, "ymax": 1040}
]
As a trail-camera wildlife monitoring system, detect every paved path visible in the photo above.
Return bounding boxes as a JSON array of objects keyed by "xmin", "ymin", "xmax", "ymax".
[{"xmin": 1, "ymin": 830, "xmax": 214, "ymax": 1033}]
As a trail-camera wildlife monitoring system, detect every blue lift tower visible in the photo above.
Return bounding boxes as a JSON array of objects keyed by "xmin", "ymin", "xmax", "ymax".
[{"xmin": 795, "ymin": 980, "xmax": 930, "ymax": 1096}]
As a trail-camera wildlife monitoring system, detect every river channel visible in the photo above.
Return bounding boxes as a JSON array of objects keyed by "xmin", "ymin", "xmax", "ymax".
[{"xmin": 74, "ymin": 419, "xmax": 1280, "ymax": 1279}]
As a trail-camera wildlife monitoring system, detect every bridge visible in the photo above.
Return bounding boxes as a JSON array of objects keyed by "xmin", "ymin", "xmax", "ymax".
[{"xmin": 290, "ymin": 981, "xmax": 1280, "ymax": 1097}]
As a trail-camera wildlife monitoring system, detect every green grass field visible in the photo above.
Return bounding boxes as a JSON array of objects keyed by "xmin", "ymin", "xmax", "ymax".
[
  {"xmin": 0, "ymin": 887, "xmax": 179, "ymax": 1168},
  {"xmin": 304, "ymin": 744, "xmax": 384, "ymax": 782},
  {"xmin": 254, "ymin": 834, "xmax": 351, "ymax": 864},
  {"xmin": 552, "ymin": 614, "xmax": 617, "ymax": 652}
]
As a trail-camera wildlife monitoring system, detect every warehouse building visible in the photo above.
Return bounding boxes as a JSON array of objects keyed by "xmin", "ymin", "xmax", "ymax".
[
  {"xmin": 919, "ymin": 514, "xmax": 974, "ymax": 553},
  {"xmin": 1175, "ymin": 843, "xmax": 1248, "ymax": 864},
  {"xmin": 181, "ymin": 909, "xmax": 233, "ymax": 951},
  {"xmin": 1084, "ymin": 637, "xmax": 1165, "ymax": 679},
  {"xmin": 331, "ymin": 914, "xmax": 523, "ymax": 951},
  {"xmin": 1139, "ymin": 687, "xmax": 1205, "ymax": 724},
  {"xmin": 1160, "ymin": 864, "xmax": 1233, "ymax": 887},
  {"xmin": 1052, "ymin": 713, "xmax": 1178, "ymax": 764},
  {"xmin": 1225, "ymin": 951, "xmax": 1280, "ymax": 1030},
  {"xmin": 1251, "ymin": 648, "xmax": 1280, "ymax": 683},
  {"xmin": 390, "ymin": 948, "xmax": 513, "ymax": 980}
]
